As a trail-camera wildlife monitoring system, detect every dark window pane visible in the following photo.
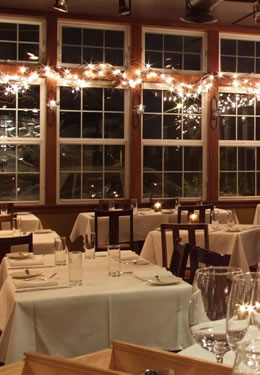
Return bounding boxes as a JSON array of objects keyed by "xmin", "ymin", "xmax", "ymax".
[
  {"xmin": 184, "ymin": 147, "xmax": 202, "ymax": 171},
  {"xmin": 184, "ymin": 54, "xmax": 201, "ymax": 70},
  {"xmin": 164, "ymin": 35, "xmax": 182, "ymax": 52},
  {"xmin": 164, "ymin": 146, "xmax": 182, "ymax": 170},
  {"xmin": 62, "ymin": 46, "xmax": 81, "ymax": 64},
  {"xmin": 105, "ymin": 89, "xmax": 124, "ymax": 111},
  {"xmin": 105, "ymin": 30, "xmax": 124, "ymax": 48},
  {"xmin": 18, "ymin": 111, "xmax": 40, "ymax": 137},
  {"xmin": 143, "ymin": 146, "xmax": 162, "ymax": 171},
  {"xmin": 256, "ymin": 118, "xmax": 260, "ymax": 139},
  {"xmin": 238, "ymin": 147, "xmax": 255, "ymax": 170},
  {"xmin": 105, "ymin": 48, "xmax": 123, "ymax": 66},
  {"xmin": 238, "ymin": 57, "xmax": 254, "ymax": 73},
  {"xmin": 17, "ymin": 174, "xmax": 39, "ymax": 200},
  {"xmin": 238, "ymin": 40, "xmax": 254, "ymax": 56},
  {"xmin": 184, "ymin": 173, "xmax": 202, "ymax": 197},
  {"xmin": 83, "ymin": 28, "xmax": 103, "ymax": 46},
  {"xmin": 83, "ymin": 173, "xmax": 102, "ymax": 199},
  {"xmin": 60, "ymin": 112, "xmax": 81, "ymax": 137},
  {"xmin": 220, "ymin": 117, "xmax": 236, "ymax": 140},
  {"xmin": 221, "ymin": 39, "xmax": 236, "ymax": 55},
  {"xmin": 256, "ymin": 59, "xmax": 260, "ymax": 73},
  {"xmin": 83, "ymin": 88, "xmax": 102, "ymax": 110},
  {"xmin": 220, "ymin": 147, "xmax": 236, "ymax": 171},
  {"xmin": 19, "ymin": 43, "xmax": 39, "ymax": 61},
  {"xmin": 145, "ymin": 33, "xmax": 162, "ymax": 50},
  {"xmin": 60, "ymin": 172, "xmax": 81, "ymax": 199},
  {"xmin": 83, "ymin": 145, "xmax": 103, "ymax": 171},
  {"xmin": 221, "ymin": 56, "xmax": 236, "ymax": 72},
  {"xmin": 237, "ymin": 94, "xmax": 254, "ymax": 116},
  {"xmin": 62, "ymin": 27, "xmax": 82, "ymax": 45},
  {"xmin": 0, "ymin": 111, "xmax": 16, "ymax": 137},
  {"xmin": 183, "ymin": 116, "xmax": 201, "ymax": 140},
  {"xmin": 238, "ymin": 172, "xmax": 255, "ymax": 195},
  {"xmin": 60, "ymin": 87, "xmax": 80, "ymax": 110},
  {"xmin": 18, "ymin": 145, "xmax": 39, "ymax": 172},
  {"xmin": 104, "ymin": 113, "xmax": 124, "ymax": 138},
  {"xmin": 105, "ymin": 145, "xmax": 124, "ymax": 171},
  {"xmin": 220, "ymin": 172, "xmax": 237, "ymax": 196},
  {"xmin": 19, "ymin": 24, "xmax": 39, "ymax": 42},
  {"xmin": 143, "ymin": 90, "xmax": 161, "ymax": 112},
  {"xmin": 163, "ymin": 115, "xmax": 181, "ymax": 139},
  {"xmin": 238, "ymin": 117, "xmax": 254, "ymax": 140},
  {"xmin": 163, "ymin": 94, "xmax": 180, "ymax": 113},
  {"xmin": 164, "ymin": 52, "xmax": 182, "ymax": 69},
  {"xmin": 143, "ymin": 114, "xmax": 161, "ymax": 139},
  {"xmin": 0, "ymin": 174, "xmax": 16, "ymax": 200},
  {"xmin": 0, "ymin": 22, "xmax": 16, "ymax": 40},
  {"xmin": 83, "ymin": 113, "xmax": 102, "ymax": 138},
  {"xmin": 145, "ymin": 51, "xmax": 162, "ymax": 68},
  {"xmin": 19, "ymin": 86, "xmax": 40, "ymax": 108},
  {"xmin": 83, "ymin": 47, "xmax": 103, "ymax": 64},
  {"xmin": 0, "ymin": 42, "xmax": 16, "ymax": 60},
  {"xmin": 60, "ymin": 144, "xmax": 81, "ymax": 171},
  {"xmin": 0, "ymin": 89, "xmax": 16, "ymax": 106},
  {"xmin": 143, "ymin": 172, "xmax": 162, "ymax": 198},
  {"xmin": 184, "ymin": 36, "xmax": 201, "ymax": 53},
  {"xmin": 164, "ymin": 173, "xmax": 182, "ymax": 197},
  {"xmin": 104, "ymin": 172, "xmax": 124, "ymax": 198},
  {"xmin": 219, "ymin": 93, "xmax": 236, "ymax": 115},
  {"xmin": 0, "ymin": 144, "xmax": 15, "ymax": 172}
]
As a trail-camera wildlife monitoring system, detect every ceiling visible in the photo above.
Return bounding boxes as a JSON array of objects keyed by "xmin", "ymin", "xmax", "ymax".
[{"xmin": 0, "ymin": 0, "xmax": 259, "ymax": 28}]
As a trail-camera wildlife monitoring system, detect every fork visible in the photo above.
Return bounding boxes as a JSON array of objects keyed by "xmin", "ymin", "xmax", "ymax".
[{"xmin": 24, "ymin": 272, "xmax": 57, "ymax": 281}]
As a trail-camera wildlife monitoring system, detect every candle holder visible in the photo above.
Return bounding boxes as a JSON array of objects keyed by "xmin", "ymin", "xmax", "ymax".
[
  {"xmin": 153, "ymin": 202, "xmax": 161, "ymax": 212},
  {"xmin": 189, "ymin": 213, "xmax": 199, "ymax": 223}
]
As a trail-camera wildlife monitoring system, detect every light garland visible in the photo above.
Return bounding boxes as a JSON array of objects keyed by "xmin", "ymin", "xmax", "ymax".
[{"xmin": 2, "ymin": 63, "xmax": 260, "ymax": 106}]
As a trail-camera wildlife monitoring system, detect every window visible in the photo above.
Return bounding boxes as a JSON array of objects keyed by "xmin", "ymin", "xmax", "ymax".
[
  {"xmin": 220, "ymin": 34, "xmax": 260, "ymax": 74},
  {"xmin": 58, "ymin": 85, "xmax": 129, "ymax": 201},
  {"xmin": 142, "ymin": 86, "xmax": 204, "ymax": 199},
  {"xmin": 0, "ymin": 18, "xmax": 44, "ymax": 63},
  {"xmin": 0, "ymin": 83, "xmax": 45, "ymax": 203},
  {"xmin": 219, "ymin": 90, "xmax": 260, "ymax": 197},
  {"xmin": 144, "ymin": 29, "xmax": 205, "ymax": 71},
  {"xmin": 59, "ymin": 22, "xmax": 128, "ymax": 67}
]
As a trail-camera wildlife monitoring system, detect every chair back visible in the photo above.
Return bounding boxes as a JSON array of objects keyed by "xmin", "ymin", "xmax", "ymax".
[
  {"xmin": 177, "ymin": 204, "xmax": 214, "ymax": 223},
  {"xmin": 160, "ymin": 223, "xmax": 209, "ymax": 268},
  {"xmin": 0, "ymin": 232, "xmax": 33, "ymax": 263},
  {"xmin": 168, "ymin": 238, "xmax": 191, "ymax": 278},
  {"xmin": 0, "ymin": 213, "xmax": 17, "ymax": 230},
  {"xmin": 94, "ymin": 208, "xmax": 134, "ymax": 251},
  {"xmin": 189, "ymin": 245, "xmax": 231, "ymax": 284},
  {"xmin": 98, "ymin": 199, "xmax": 133, "ymax": 210}
]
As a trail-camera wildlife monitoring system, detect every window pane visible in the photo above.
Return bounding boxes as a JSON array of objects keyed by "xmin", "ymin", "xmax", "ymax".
[
  {"xmin": 143, "ymin": 90, "xmax": 161, "ymax": 112},
  {"xmin": 221, "ymin": 39, "xmax": 236, "ymax": 55},
  {"xmin": 18, "ymin": 111, "xmax": 40, "ymax": 137},
  {"xmin": 62, "ymin": 46, "xmax": 81, "ymax": 64},
  {"xmin": 104, "ymin": 89, "xmax": 124, "ymax": 111},
  {"xmin": 221, "ymin": 56, "xmax": 236, "ymax": 72},
  {"xmin": 237, "ymin": 117, "xmax": 254, "ymax": 140},
  {"xmin": 19, "ymin": 43, "xmax": 39, "ymax": 61},
  {"xmin": 165, "ymin": 35, "xmax": 182, "ymax": 52},
  {"xmin": 83, "ymin": 47, "xmax": 103, "ymax": 64},
  {"xmin": 105, "ymin": 49, "xmax": 123, "ymax": 66},
  {"xmin": 104, "ymin": 172, "xmax": 124, "ymax": 198},
  {"xmin": 83, "ymin": 28, "xmax": 103, "ymax": 46},
  {"xmin": 238, "ymin": 172, "xmax": 255, "ymax": 195},
  {"xmin": 145, "ymin": 33, "xmax": 162, "ymax": 50},
  {"xmin": 83, "ymin": 145, "xmax": 102, "ymax": 171},
  {"xmin": 184, "ymin": 173, "xmax": 202, "ymax": 197},
  {"xmin": 62, "ymin": 27, "xmax": 82, "ymax": 45},
  {"xmin": 238, "ymin": 147, "xmax": 255, "ymax": 170},
  {"xmin": 164, "ymin": 146, "xmax": 182, "ymax": 170},
  {"xmin": 0, "ymin": 144, "xmax": 15, "ymax": 172},
  {"xmin": 164, "ymin": 172, "xmax": 182, "ymax": 197},
  {"xmin": 220, "ymin": 147, "xmax": 236, "ymax": 170},
  {"xmin": 60, "ymin": 112, "xmax": 81, "ymax": 137},
  {"xmin": 83, "ymin": 88, "xmax": 102, "ymax": 110},
  {"xmin": 17, "ymin": 174, "xmax": 39, "ymax": 200},
  {"xmin": 143, "ymin": 172, "xmax": 162, "ymax": 198},
  {"xmin": 19, "ymin": 24, "xmax": 39, "ymax": 42},
  {"xmin": 184, "ymin": 36, "xmax": 201, "ymax": 53},
  {"xmin": 0, "ymin": 111, "xmax": 16, "ymax": 137},
  {"xmin": 104, "ymin": 113, "xmax": 124, "ymax": 138},
  {"xmin": 60, "ymin": 172, "xmax": 81, "ymax": 199},
  {"xmin": 183, "ymin": 116, "xmax": 201, "ymax": 140},
  {"xmin": 0, "ymin": 22, "xmax": 16, "ymax": 40},
  {"xmin": 143, "ymin": 114, "xmax": 161, "ymax": 139},
  {"xmin": 163, "ymin": 115, "xmax": 181, "ymax": 139},
  {"xmin": 238, "ymin": 57, "xmax": 254, "ymax": 73},
  {"xmin": 238, "ymin": 40, "xmax": 254, "ymax": 56},
  {"xmin": 19, "ymin": 85, "xmax": 40, "ymax": 108},
  {"xmin": 143, "ymin": 146, "xmax": 162, "ymax": 171},
  {"xmin": 220, "ymin": 117, "xmax": 236, "ymax": 140},
  {"xmin": 60, "ymin": 144, "xmax": 81, "ymax": 171},
  {"xmin": 164, "ymin": 52, "xmax": 182, "ymax": 69},
  {"xmin": 0, "ymin": 42, "xmax": 16, "ymax": 60},
  {"xmin": 60, "ymin": 87, "xmax": 81, "ymax": 110},
  {"xmin": 184, "ymin": 54, "xmax": 201, "ymax": 70},
  {"xmin": 105, "ymin": 145, "xmax": 124, "ymax": 171},
  {"xmin": 105, "ymin": 30, "xmax": 124, "ymax": 48},
  {"xmin": 83, "ymin": 113, "xmax": 102, "ymax": 138},
  {"xmin": 145, "ymin": 51, "xmax": 162, "ymax": 68},
  {"xmin": 220, "ymin": 172, "xmax": 237, "ymax": 196},
  {"xmin": 184, "ymin": 147, "xmax": 202, "ymax": 171},
  {"xmin": 0, "ymin": 174, "xmax": 16, "ymax": 200},
  {"xmin": 83, "ymin": 173, "xmax": 102, "ymax": 199}
]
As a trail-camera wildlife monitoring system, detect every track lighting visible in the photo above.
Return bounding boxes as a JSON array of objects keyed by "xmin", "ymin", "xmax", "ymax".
[
  {"xmin": 53, "ymin": 0, "xmax": 69, "ymax": 13},
  {"xmin": 119, "ymin": 0, "xmax": 131, "ymax": 16}
]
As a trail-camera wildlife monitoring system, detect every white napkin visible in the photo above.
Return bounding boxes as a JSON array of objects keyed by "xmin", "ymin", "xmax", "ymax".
[
  {"xmin": 134, "ymin": 268, "xmax": 173, "ymax": 281},
  {"xmin": 14, "ymin": 280, "xmax": 59, "ymax": 289},
  {"xmin": 8, "ymin": 259, "xmax": 45, "ymax": 267}
]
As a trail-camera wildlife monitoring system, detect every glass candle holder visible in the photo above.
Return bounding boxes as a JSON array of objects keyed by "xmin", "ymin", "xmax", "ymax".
[{"xmin": 153, "ymin": 202, "xmax": 161, "ymax": 212}]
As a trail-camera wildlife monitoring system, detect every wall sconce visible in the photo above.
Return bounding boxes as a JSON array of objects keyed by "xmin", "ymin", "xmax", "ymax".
[
  {"xmin": 210, "ymin": 94, "xmax": 221, "ymax": 130},
  {"xmin": 47, "ymin": 99, "xmax": 59, "ymax": 126},
  {"xmin": 119, "ymin": 0, "xmax": 131, "ymax": 16},
  {"xmin": 135, "ymin": 104, "xmax": 145, "ymax": 116}
]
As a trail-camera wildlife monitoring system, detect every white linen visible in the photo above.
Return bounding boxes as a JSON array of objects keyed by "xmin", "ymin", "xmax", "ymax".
[
  {"xmin": 14, "ymin": 279, "xmax": 59, "ymax": 289},
  {"xmin": 140, "ymin": 224, "xmax": 260, "ymax": 272},
  {"xmin": 0, "ymin": 252, "xmax": 193, "ymax": 364},
  {"xmin": 8, "ymin": 258, "xmax": 45, "ymax": 267},
  {"xmin": 0, "ymin": 213, "xmax": 42, "ymax": 231},
  {"xmin": 253, "ymin": 204, "xmax": 260, "ymax": 224}
]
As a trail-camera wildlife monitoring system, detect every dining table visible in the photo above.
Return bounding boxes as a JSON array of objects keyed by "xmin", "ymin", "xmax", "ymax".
[
  {"xmin": 70, "ymin": 207, "xmax": 236, "ymax": 244},
  {"xmin": 0, "ymin": 251, "xmax": 193, "ymax": 364},
  {"xmin": 140, "ymin": 224, "xmax": 260, "ymax": 272},
  {"xmin": 0, "ymin": 212, "xmax": 42, "ymax": 232}
]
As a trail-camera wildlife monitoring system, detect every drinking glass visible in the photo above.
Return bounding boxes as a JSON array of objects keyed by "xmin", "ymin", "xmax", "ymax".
[
  {"xmin": 226, "ymin": 272, "xmax": 253, "ymax": 352},
  {"xmin": 83, "ymin": 232, "xmax": 95, "ymax": 259},
  {"xmin": 12, "ymin": 217, "xmax": 22, "ymax": 236},
  {"xmin": 109, "ymin": 200, "xmax": 115, "ymax": 211},
  {"xmin": 107, "ymin": 244, "xmax": 121, "ymax": 277},
  {"xmin": 227, "ymin": 210, "xmax": 235, "ymax": 228},
  {"xmin": 189, "ymin": 266, "xmax": 241, "ymax": 363},
  {"xmin": 54, "ymin": 236, "xmax": 67, "ymax": 266},
  {"xmin": 211, "ymin": 209, "xmax": 220, "ymax": 230},
  {"xmin": 233, "ymin": 338, "xmax": 260, "ymax": 375}
]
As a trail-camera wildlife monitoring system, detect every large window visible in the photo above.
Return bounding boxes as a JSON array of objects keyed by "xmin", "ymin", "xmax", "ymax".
[
  {"xmin": 142, "ymin": 86, "xmax": 204, "ymax": 199},
  {"xmin": 144, "ymin": 29, "xmax": 205, "ymax": 72},
  {"xmin": 219, "ymin": 91, "xmax": 260, "ymax": 197},
  {"xmin": 0, "ymin": 18, "xmax": 44, "ymax": 63},
  {"xmin": 58, "ymin": 85, "xmax": 128, "ymax": 201},
  {"xmin": 0, "ymin": 83, "xmax": 45, "ymax": 203}
]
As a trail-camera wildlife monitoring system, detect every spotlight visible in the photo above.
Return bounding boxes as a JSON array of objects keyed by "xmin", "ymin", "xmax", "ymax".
[
  {"xmin": 53, "ymin": 0, "xmax": 69, "ymax": 13},
  {"xmin": 119, "ymin": 0, "xmax": 131, "ymax": 16}
]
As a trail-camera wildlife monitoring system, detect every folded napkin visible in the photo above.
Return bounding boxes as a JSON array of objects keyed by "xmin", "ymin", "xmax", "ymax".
[
  {"xmin": 134, "ymin": 268, "xmax": 173, "ymax": 281},
  {"xmin": 8, "ymin": 259, "xmax": 45, "ymax": 267},
  {"xmin": 14, "ymin": 279, "xmax": 59, "ymax": 289}
]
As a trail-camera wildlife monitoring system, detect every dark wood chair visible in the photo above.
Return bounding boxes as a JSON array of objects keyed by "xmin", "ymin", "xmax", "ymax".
[
  {"xmin": 177, "ymin": 203, "xmax": 214, "ymax": 223},
  {"xmin": 160, "ymin": 222, "xmax": 209, "ymax": 268},
  {"xmin": 0, "ymin": 213, "xmax": 17, "ymax": 230},
  {"xmin": 0, "ymin": 232, "xmax": 33, "ymax": 263},
  {"xmin": 189, "ymin": 245, "xmax": 231, "ymax": 284},
  {"xmin": 94, "ymin": 208, "xmax": 134, "ymax": 251},
  {"xmin": 168, "ymin": 238, "xmax": 192, "ymax": 278}
]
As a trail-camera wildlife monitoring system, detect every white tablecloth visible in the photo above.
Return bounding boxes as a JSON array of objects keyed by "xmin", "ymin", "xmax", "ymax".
[
  {"xmin": 70, "ymin": 208, "xmax": 235, "ymax": 243},
  {"xmin": 140, "ymin": 224, "xmax": 260, "ymax": 272},
  {"xmin": 0, "ymin": 251, "xmax": 193, "ymax": 364},
  {"xmin": 253, "ymin": 204, "xmax": 260, "ymax": 224},
  {"xmin": 0, "ymin": 213, "xmax": 42, "ymax": 231}
]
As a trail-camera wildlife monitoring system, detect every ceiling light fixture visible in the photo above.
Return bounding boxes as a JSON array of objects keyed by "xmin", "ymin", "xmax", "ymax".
[
  {"xmin": 119, "ymin": 0, "xmax": 131, "ymax": 16},
  {"xmin": 53, "ymin": 0, "xmax": 69, "ymax": 13}
]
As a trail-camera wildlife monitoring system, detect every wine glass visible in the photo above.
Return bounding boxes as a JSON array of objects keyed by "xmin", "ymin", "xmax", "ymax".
[
  {"xmin": 233, "ymin": 338, "xmax": 260, "ymax": 375},
  {"xmin": 226, "ymin": 272, "xmax": 254, "ymax": 352},
  {"xmin": 189, "ymin": 266, "xmax": 241, "ymax": 363}
]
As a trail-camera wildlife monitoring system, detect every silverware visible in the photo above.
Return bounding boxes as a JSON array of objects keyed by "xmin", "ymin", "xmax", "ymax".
[
  {"xmin": 24, "ymin": 272, "xmax": 57, "ymax": 281},
  {"xmin": 155, "ymin": 275, "xmax": 162, "ymax": 282}
]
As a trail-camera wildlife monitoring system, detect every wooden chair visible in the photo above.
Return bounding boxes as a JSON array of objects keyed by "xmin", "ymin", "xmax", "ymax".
[
  {"xmin": 189, "ymin": 245, "xmax": 231, "ymax": 284},
  {"xmin": 0, "ymin": 213, "xmax": 17, "ymax": 230},
  {"xmin": 167, "ymin": 238, "xmax": 192, "ymax": 278},
  {"xmin": 0, "ymin": 232, "xmax": 33, "ymax": 263},
  {"xmin": 177, "ymin": 203, "xmax": 214, "ymax": 223},
  {"xmin": 160, "ymin": 223, "xmax": 209, "ymax": 268},
  {"xmin": 94, "ymin": 208, "xmax": 134, "ymax": 251}
]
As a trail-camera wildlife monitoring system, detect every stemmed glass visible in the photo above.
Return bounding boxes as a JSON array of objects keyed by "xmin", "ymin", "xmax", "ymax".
[
  {"xmin": 226, "ymin": 272, "xmax": 254, "ymax": 352},
  {"xmin": 189, "ymin": 266, "xmax": 241, "ymax": 363},
  {"xmin": 233, "ymin": 338, "xmax": 260, "ymax": 375}
]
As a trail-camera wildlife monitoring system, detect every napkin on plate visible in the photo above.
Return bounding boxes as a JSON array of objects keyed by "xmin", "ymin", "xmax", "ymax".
[
  {"xmin": 8, "ymin": 258, "xmax": 45, "ymax": 267},
  {"xmin": 134, "ymin": 268, "xmax": 173, "ymax": 281},
  {"xmin": 14, "ymin": 279, "xmax": 59, "ymax": 289}
]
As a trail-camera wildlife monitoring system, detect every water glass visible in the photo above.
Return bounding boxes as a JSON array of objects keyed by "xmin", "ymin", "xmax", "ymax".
[
  {"xmin": 211, "ymin": 209, "xmax": 220, "ymax": 230},
  {"xmin": 54, "ymin": 236, "xmax": 67, "ymax": 266},
  {"xmin": 12, "ymin": 217, "xmax": 22, "ymax": 236},
  {"xmin": 83, "ymin": 232, "xmax": 95, "ymax": 259},
  {"xmin": 109, "ymin": 200, "xmax": 115, "ymax": 211},
  {"xmin": 131, "ymin": 199, "xmax": 138, "ymax": 214},
  {"xmin": 1, "ymin": 203, "xmax": 7, "ymax": 215},
  {"xmin": 68, "ymin": 251, "xmax": 82, "ymax": 286},
  {"xmin": 227, "ymin": 210, "xmax": 235, "ymax": 228},
  {"xmin": 233, "ymin": 338, "xmax": 260, "ymax": 375},
  {"xmin": 107, "ymin": 244, "xmax": 121, "ymax": 277}
]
